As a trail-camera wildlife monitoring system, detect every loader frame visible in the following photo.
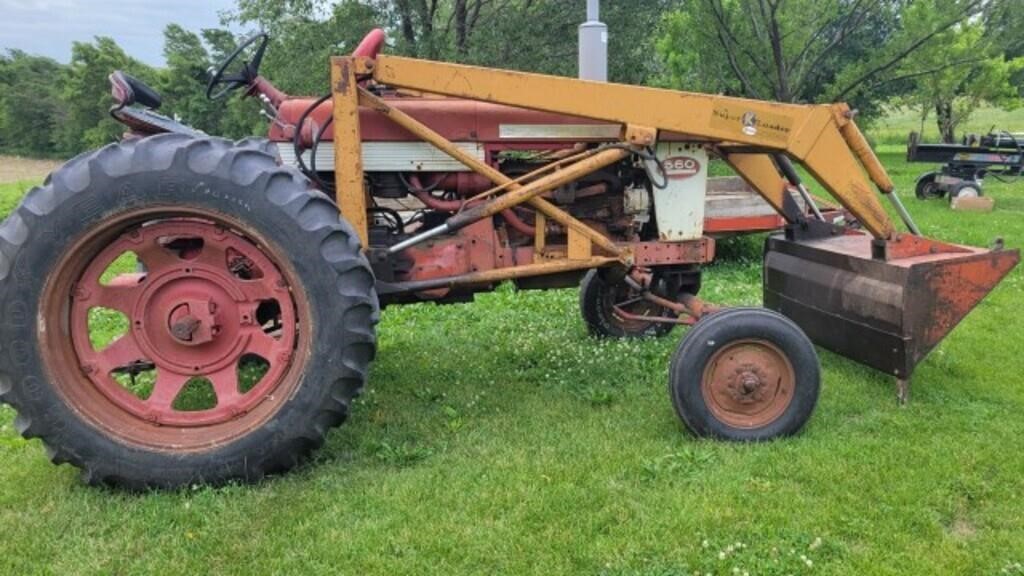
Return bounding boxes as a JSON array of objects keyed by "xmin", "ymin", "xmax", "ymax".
[
  {"xmin": 329, "ymin": 54, "xmax": 954, "ymax": 274},
  {"xmin": 327, "ymin": 55, "xmax": 1018, "ymax": 389}
]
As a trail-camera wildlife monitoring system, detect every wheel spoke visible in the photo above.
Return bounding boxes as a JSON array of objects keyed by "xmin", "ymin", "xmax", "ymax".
[
  {"xmin": 147, "ymin": 370, "xmax": 190, "ymax": 410},
  {"xmin": 207, "ymin": 365, "xmax": 241, "ymax": 405},
  {"xmin": 235, "ymin": 279, "xmax": 279, "ymax": 303},
  {"xmin": 90, "ymin": 276, "xmax": 145, "ymax": 314},
  {"xmin": 95, "ymin": 334, "xmax": 147, "ymax": 374},
  {"xmin": 244, "ymin": 328, "xmax": 282, "ymax": 360},
  {"xmin": 134, "ymin": 234, "xmax": 181, "ymax": 272},
  {"xmin": 191, "ymin": 240, "xmax": 230, "ymax": 271}
]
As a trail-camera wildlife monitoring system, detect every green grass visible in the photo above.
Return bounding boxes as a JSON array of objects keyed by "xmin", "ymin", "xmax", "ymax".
[
  {"xmin": 869, "ymin": 104, "xmax": 1023, "ymax": 146},
  {"xmin": 2, "ymin": 138, "xmax": 1024, "ymax": 575}
]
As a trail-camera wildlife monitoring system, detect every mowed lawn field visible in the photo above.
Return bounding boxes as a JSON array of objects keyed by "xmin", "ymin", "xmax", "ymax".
[{"xmin": 1, "ymin": 122, "xmax": 1024, "ymax": 575}]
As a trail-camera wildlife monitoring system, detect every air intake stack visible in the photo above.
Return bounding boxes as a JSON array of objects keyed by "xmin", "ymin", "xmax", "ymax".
[{"xmin": 578, "ymin": 0, "xmax": 607, "ymax": 81}]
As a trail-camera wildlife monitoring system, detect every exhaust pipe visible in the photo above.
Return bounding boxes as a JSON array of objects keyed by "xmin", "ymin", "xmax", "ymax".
[{"xmin": 578, "ymin": 0, "xmax": 607, "ymax": 81}]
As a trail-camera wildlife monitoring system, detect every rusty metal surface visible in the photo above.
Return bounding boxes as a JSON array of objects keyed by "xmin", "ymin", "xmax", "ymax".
[
  {"xmin": 701, "ymin": 338, "xmax": 796, "ymax": 429},
  {"xmin": 379, "ymin": 255, "xmax": 617, "ymax": 294},
  {"xmin": 764, "ymin": 231, "xmax": 1019, "ymax": 377},
  {"xmin": 631, "ymin": 239, "xmax": 715, "ymax": 266}
]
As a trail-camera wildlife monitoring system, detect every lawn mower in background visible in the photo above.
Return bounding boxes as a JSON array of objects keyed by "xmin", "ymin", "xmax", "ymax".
[
  {"xmin": 0, "ymin": 29, "xmax": 1017, "ymax": 489},
  {"xmin": 908, "ymin": 130, "xmax": 1024, "ymax": 201}
]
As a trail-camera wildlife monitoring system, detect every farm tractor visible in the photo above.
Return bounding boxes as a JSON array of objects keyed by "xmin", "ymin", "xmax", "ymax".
[{"xmin": 0, "ymin": 30, "xmax": 1017, "ymax": 488}]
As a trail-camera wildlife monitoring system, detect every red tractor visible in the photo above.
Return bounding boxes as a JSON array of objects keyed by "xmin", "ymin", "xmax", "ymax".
[{"xmin": 0, "ymin": 31, "xmax": 1015, "ymax": 488}]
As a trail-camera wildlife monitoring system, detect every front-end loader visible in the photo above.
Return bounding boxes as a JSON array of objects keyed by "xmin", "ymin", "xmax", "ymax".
[{"xmin": 0, "ymin": 30, "xmax": 1016, "ymax": 488}]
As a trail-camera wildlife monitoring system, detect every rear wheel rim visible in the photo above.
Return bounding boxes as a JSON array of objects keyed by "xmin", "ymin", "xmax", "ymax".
[
  {"xmin": 41, "ymin": 210, "xmax": 308, "ymax": 451},
  {"xmin": 700, "ymin": 338, "xmax": 795, "ymax": 429}
]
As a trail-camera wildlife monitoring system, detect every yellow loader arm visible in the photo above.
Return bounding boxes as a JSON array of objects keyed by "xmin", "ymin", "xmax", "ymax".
[
  {"xmin": 331, "ymin": 52, "xmax": 1018, "ymax": 391},
  {"xmin": 364, "ymin": 55, "xmax": 898, "ymax": 239}
]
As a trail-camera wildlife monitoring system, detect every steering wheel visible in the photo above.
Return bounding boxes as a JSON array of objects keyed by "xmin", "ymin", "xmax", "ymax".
[{"xmin": 206, "ymin": 32, "xmax": 270, "ymax": 100}]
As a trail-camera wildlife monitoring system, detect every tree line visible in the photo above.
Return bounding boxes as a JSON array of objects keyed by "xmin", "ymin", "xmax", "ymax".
[{"xmin": 1, "ymin": 0, "xmax": 1021, "ymax": 159}]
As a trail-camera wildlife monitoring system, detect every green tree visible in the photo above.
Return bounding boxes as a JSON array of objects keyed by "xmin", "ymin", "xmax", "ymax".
[
  {"xmin": 58, "ymin": 37, "xmax": 158, "ymax": 155},
  {"xmin": 983, "ymin": 0, "xmax": 1024, "ymax": 92},
  {"xmin": 0, "ymin": 50, "xmax": 65, "ymax": 157},
  {"xmin": 229, "ymin": 0, "xmax": 381, "ymax": 95},
  {"xmin": 454, "ymin": 0, "xmax": 675, "ymax": 84},
  {"xmin": 159, "ymin": 24, "xmax": 264, "ymax": 139},
  {"xmin": 229, "ymin": 0, "xmax": 674, "ymax": 87},
  {"xmin": 161, "ymin": 24, "xmax": 220, "ymax": 132},
  {"xmin": 898, "ymin": 22, "xmax": 1023, "ymax": 142},
  {"xmin": 657, "ymin": 0, "xmax": 986, "ymax": 121}
]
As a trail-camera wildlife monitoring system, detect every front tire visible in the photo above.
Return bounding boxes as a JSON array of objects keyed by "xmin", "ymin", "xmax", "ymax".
[
  {"xmin": 0, "ymin": 135, "xmax": 378, "ymax": 488},
  {"xmin": 669, "ymin": 308, "xmax": 819, "ymax": 440}
]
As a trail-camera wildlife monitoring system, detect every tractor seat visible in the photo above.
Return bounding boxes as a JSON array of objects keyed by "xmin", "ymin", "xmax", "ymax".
[
  {"xmin": 108, "ymin": 70, "xmax": 203, "ymax": 137},
  {"xmin": 109, "ymin": 70, "xmax": 163, "ymax": 109}
]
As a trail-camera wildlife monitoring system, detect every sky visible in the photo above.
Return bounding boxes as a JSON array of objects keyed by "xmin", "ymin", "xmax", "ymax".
[{"xmin": 0, "ymin": 0, "xmax": 239, "ymax": 66}]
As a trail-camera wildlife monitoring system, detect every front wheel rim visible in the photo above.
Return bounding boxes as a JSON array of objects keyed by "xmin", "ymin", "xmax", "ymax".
[{"xmin": 700, "ymin": 338, "xmax": 795, "ymax": 429}]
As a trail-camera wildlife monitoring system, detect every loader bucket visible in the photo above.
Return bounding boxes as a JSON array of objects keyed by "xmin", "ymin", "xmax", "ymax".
[{"xmin": 763, "ymin": 232, "xmax": 1019, "ymax": 378}]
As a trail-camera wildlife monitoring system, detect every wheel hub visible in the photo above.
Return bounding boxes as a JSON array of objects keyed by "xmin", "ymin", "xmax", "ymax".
[
  {"xmin": 167, "ymin": 299, "xmax": 216, "ymax": 345},
  {"xmin": 132, "ymin": 271, "xmax": 248, "ymax": 375},
  {"xmin": 728, "ymin": 365, "xmax": 767, "ymax": 404}
]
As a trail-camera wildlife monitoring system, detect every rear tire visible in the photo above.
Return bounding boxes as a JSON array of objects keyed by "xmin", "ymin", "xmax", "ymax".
[
  {"xmin": 669, "ymin": 307, "xmax": 819, "ymax": 440},
  {"xmin": 0, "ymin": 134, "xmax": 378, "ymax": 489}
]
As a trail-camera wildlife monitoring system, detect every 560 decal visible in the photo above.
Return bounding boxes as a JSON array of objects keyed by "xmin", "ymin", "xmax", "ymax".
[{"xmin": 663, "ymin": 156, "xmax": 702, "ymax": 180}]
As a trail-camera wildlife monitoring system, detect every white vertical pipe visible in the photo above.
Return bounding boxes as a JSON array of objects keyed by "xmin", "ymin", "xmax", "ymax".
[{"xmin": 578, "ymin": 0, "xmax": 607, "ymax": 81}]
